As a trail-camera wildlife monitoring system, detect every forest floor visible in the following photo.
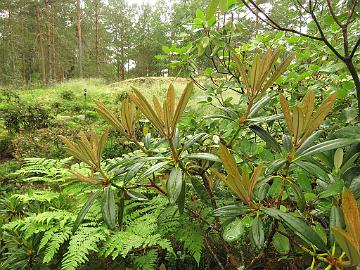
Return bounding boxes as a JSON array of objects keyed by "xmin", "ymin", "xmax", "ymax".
[
  {"xmin": 2, "ymin": 76, "xmax": 241, "ymax": 117},
  {"xmin": 0, "ymin": 77, "xmax": 241, "ymax": 161}
]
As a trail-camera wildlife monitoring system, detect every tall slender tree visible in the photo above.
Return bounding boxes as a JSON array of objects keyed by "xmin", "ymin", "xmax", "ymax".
[
  {"xmin": 76, "ymin": 0, "xmax": 83, "ymax": 78},
  {"xmin": 95, "ymin": 0, "xmax": 100, "ymax": 76},
  {"xmin": 36, "ymin": 6, "xmax": 46, "ymax": 83},
  {"xmin": 44, "ymin": 0, "xmax": 53, "ymax": 82}
]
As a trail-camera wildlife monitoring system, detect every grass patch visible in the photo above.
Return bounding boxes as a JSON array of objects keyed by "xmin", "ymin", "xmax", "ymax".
[
  {"xmin": 4, "ymin": 77, "xmax": 240, "ymax": 111},
  {"xmin": 14, "ymin": 78, "xmax": 194, "ymax": 107}
]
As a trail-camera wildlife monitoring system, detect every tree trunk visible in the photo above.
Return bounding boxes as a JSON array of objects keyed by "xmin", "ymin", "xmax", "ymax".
[
  {"xmin": 95, "ymin": 0, "xmax": 100, "ymax": 76},
  {"xmin": 76, "ymin": 0, "xmax": 83, "ymax": 78},
  {"xmin": 45, "ymin": 0, "xmax": 53, "ymax": 82},
  {"xmin": 8, "ymin": 9, "xmax": 15, "ymax": 75},
  {"xmin": 116, "ymin": 57, "xmax": 120, "ymax": 80},
  {"xmin": 344, "ymin": 59, "xmax": 360, "ymax": 118},
  {"xmin": 120, "ymin": 40, "xmax": 125, "ymax": 80},
  {"xmin": 20, "ymin": 16, "xmax": 26, "ymax": 83},
  {"xmin": 36, "ymin": 8, "xmax": 46, "ymax": 83},
  {"xmin": 51, "ymin": 7, "xmax": 56, "ymax": 80}
]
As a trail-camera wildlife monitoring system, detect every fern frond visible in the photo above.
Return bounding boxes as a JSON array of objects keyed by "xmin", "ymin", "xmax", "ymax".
[
  {"xmin": 178, "ymin": 223, "xmax": 203, "ymax": 265},
  {"xmin": 11, "ymin": 190, "xmax": 60, "ymax": 203},
  {"xmin": 13, "ymin": 157, "xmax": 73, "ymax": 183},
  {"xmin": 124, "ymin": 195, "xmax": 168, "ymax": 223},
  {"xmin": 100, "ymin": 209, "xmax": 173, "ymax": 260},
  {"xmin": 2, "ymin": 210, "xmax": 76, "ymax": 239},
  {"xmin": 61, "ymin": 225, "xmax": 109, "ymax": 270},
  {"xmin": 134, "ymin": 249, "xmax": 158, "ymax": 270},
  {"xmin": 40, "ymin": 226, "xmax": 72, "ymax": 263}
]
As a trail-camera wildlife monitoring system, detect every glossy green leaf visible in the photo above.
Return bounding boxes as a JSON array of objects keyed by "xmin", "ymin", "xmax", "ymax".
[
  {"xmin": 257, "ymin": 183, "xmax": 270, "ymax": 201},
  {"xmin": 340, "ymin": 152, "xmax": 360, "ymax": 175},
  {"xmin": 297, "ymin": 138, "xmax": 360, "ymax": 159},
  {"xmin": 263, "ymin": 208, "xmax": 327, "ymax": 251},
  {"xmin": 181, "ymin": 133, "xmax": 209, "ymax": 152},
  {"xmin": 167, "ymin": 168, "xmax": 183, "ymax": 204},
  {"xmin": 334, "ymin": 148, "xmax": 344, "ymax": 169},
  {"xmin": 215, "ymin": 105, "xmax": 239, "ymax": 119},
  {"xmin": 282, "ymin": 134, "xmax": 292, "ymax": 152},
  {"xmin": 332, "ymin": 228, "xmax": 360, "ymax": 265},
  {"xmin": 273, "ymin": 225, "xmax": 290, "ymax": 254},
  {"xmin": 330, "ymin": 205, "xmax": 344, "ymax": 244},
  {"xmin": 184, "ymin": 152, "xmax": 221, "ymax": 162},
  {"xmin": 173, "ymin": 128, "xmax": 180, "ymax": 148},
  {"xmin": 294, "ymin": 161, "xmax": 330, "ymax": 182},
  {"xmin": 102, "ymin": 186, "xmax": 116, "ymax": 230},
  {"xmin": 125, "ymin": 161, "xmax": 146, "ymax": 182},
  {"xmin": 139, "ymin": 161, "xmax": 169, "ymax": 179},
  {"xmin": 289, "ymin": 181, "xmax": 306, "ymax": 212},
  {"xmin": 73, "ymin": 190, "xmax": 101, "ymax": 233},
  {"xmin": 177, "ymin": 179, "xmax": 186, "ymax": 214},
  {"xmin": 313, "ymin": 223, "xmax": 327, "ymax": 245},
  {"xmin": 213, "ymin": 205, "xmax": 248, "ymax": 218},
  {"xmin": 250, "ymin": 125, "xmax": 281, "ymax": 153},
  {"xmin": 268, "ymin": 178, "xmax": 282, "ymax": 198},
  {"xmin": 350, "ymin": 176, "xmax": 360, "ymax": 199},
  {"xmin": 247, "ymin": 114, "xmax": 283, "ymax": 124},
  {"xmin": 332, "ymin": 126, "xmax": 360, "ymax": 139},
  {"xmin": 265, "ymin": 159, "xmax": 287, "ymax": 175},
  {"xmin": 251, "ymin": 216, "xmax": 265, "ymax": 249},
  {"xmin": 248, "ymin": 95, "xmax": 271, "ymax": 118},
  {"xmin": 295, "ymin": 130, "xmax": 322, "ymax": 155},
  {"xmin": 223, "ymin": 218, "xmax": 245, "ymax": 242},
  {"xmin": 118, "ymin": 189, "xmax": 125, "ymax": 227},
  {"xmin": 126, "ymin": 190, "xmax": 148, "ymax": 201},
  {"xmin": 204, "ymin": 114, "xmax": 234, "ymax": 121},
  {"xmin": 144, "ymin": 133, "xmax": 151, "ymax": 149}
]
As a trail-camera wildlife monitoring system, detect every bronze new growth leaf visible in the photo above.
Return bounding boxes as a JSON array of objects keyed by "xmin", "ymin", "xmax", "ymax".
[
  {"xmin": 280, "ymin": 91, "xmax": 336, "ymax": 148},
  {"xmin": 59, "ymin": 130, "xmax": 109, "ymax": 185},
  {"xmin": 59, "ymin": 130, "xmax": 108, "ymax": 170},
  {"xmin": 232, "ymin": 48, "xmax": 293, "ymax": 124},
  {"xmin": 129, "ymin": 82, "xmax": 193, "ymax": 139},
  {"xmin": 218, "ymin": 144, "xmax": 263, "ymax": 204},
  {"xmin": 96, "ymin": 100, "xmax": 137, "ymax": 141},
  {"xmin": 332, "ymin": 188, "xmax": 360, "ymax": 266}
]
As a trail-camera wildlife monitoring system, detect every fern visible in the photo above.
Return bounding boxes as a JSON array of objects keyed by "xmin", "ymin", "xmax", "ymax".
[
  {"xmin": 178, "ymin": 223, "xmax": 203, "ymax": 265},
  {"xmin": 39, "ymin": 226, "xmax": 72, "ymax": 263},
  {"xmin": 157, "ymin": 209, "xmax": 203, "ymax": 265},
  {"xmin": 124, "ymin": 195, "xmax": 168, "ymax": 223},
  {"xmin": 61, "ymin": 225, "xmax": 109, "ymax": 270},
  {"xmin": 101, "ymin": 214, "xmax": 172, "ymax": 260},
  {"xmin": 134, "ymin": 249, "xmax": 158, "ymax": 270},
  {"xmin": 13, "ymin": 157, "xmax": 73, "ymax": 183},
  {"xmin": 2, "ymin": 210, "xmax": 75, "ymax": 238},
  {"xmin": 100, "ymin": 198, "xmax": 173, "ymax": 262},
  {"xmin": 11, "ymin": 190, "xmax": 60, "ymax": 203}
]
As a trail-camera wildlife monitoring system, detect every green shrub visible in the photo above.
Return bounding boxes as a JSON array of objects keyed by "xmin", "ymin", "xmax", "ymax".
[
  {"xmin": 12, "ymin": 126, "xmax": 77, "ymax": 160},
  {"xmin": 114, "ymin": 91, "xmax": 129, "ymax": 104},
  {"xmin": 3, "ymin": 105, "xmax": 53, "ymax": 133},
  {"xmin": 60, "ymin": 90, "xmax": 76, "ymax": 101},
  {"xmin": 71, "ymin": 103, "xmax": 83, "ymax": 113}
]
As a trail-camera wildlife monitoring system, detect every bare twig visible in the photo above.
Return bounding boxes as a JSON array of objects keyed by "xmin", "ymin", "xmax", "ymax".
[
  {"xmin": 204, "ymin": 237, "xmax": 226, "ymax": 270},
  {"xmin": 308, "ymin": 0, "xmax": 344, "ymax": 61},
  {"xmin": 350, "ymin": 37, "xmax": 360, "ymax": 59},
  {"xmin": 326, "ymin": 0, "xmax": 342, "ymax": 27},
  {"xmin": 240, "ymin": 0, "xmax": 323, "ymax": 41}
]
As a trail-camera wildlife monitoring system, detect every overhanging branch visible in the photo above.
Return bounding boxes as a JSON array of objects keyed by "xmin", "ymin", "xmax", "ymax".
[{"xmin": 240, "ymin": 0, "xmax": 323, "ymax": 41}]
